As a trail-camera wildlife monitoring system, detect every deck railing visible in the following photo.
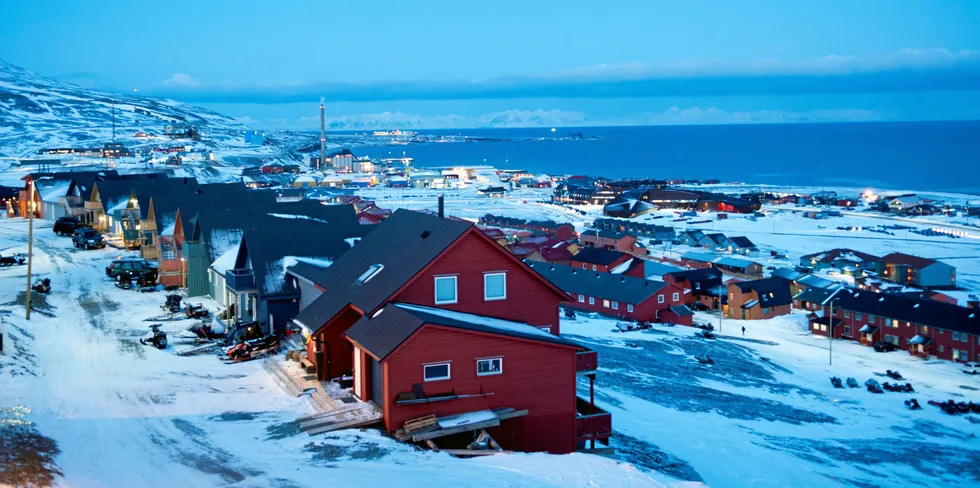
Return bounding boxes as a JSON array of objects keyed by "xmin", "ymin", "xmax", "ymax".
[
  {"xmin": 576, "ymin": 397, "xmax": 611, "ymax": 445},
  {"xmin": 226, "ymin": 268, "xmax": 256, "ymax": 292},
  {"xmin": 576, "ymin": 350, "xmax": 598, "ymax": 372}
]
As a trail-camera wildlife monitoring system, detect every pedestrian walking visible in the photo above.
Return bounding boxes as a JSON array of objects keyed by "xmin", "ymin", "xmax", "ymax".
[{"xmin": 741, "ymin": 326, "xmax": 746, "ymax": 336}]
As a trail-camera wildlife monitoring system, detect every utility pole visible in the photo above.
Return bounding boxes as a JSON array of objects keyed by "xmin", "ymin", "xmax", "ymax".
[
  {"xmin": 25, "ymin": 180, "xmax": 35, "ymax": 321},
  {"xmin": 822, "ymin": 285, "xmax": 844, "ymax": 366}
]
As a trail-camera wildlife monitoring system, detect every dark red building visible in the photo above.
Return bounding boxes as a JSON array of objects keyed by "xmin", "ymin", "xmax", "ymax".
[
  {"xmin": 288, "ymin": 210, "xmax": 609, "ymax": 454},
  {"xmin": 527, "ymin": 261, "xmax": 694, "ymax": 325},
  {"xmin": 569, "ymin": 247, "xmax": 632, "ymax": 273}
]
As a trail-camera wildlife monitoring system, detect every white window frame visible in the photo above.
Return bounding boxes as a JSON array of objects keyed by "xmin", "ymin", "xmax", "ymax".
[
  {"xmin": 578, "ymin": 294, "xmax": 585, "ymax": 303},
  {"xmin": 695, "ymin": 282, "xmax": 701, "ymax": 290},
  {"xmin": 434, "ymin": 275, "xmax": 458, "ymax": 305},
  {"xmin": 672, "ymin": 292, "xmax": 679, "ymax": 301},
  {"xmin": 423, "ymin": 362, "xmax": 451, "ymax": 382},
  {"xmin": 602, "ymin": 299, "xmax": 610, "ymax": 308},
  {"xmin": 588, "ymin": 297, "xmax": 595, "ymax": 305},
  {"xmin": 612, "ymin": 301, "xmax": 618, "ymax": 310},
  {"xmin": 627, "ymin": 304, "xmax": 634, "ymax": 313},
  {"xmin": 476, "ymin": 357, "xmax": 503, "ymax": 376},
  {"xmin": 483, "ymin": 272, "xmax": 507, "ymax": 301},
  {"xmin": 658, "ymin": 294, "xmax": 665, "ymax": 304},
  {"xmin": 592, "ymin": 264, "xmax": 597, "ymax": 271}
]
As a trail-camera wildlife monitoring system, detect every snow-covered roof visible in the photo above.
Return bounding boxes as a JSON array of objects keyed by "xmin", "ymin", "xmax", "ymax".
[
  {"xmin": 396, "ymin": 303, "xmax": 557, "ymax": 340},
  {"xmin": 210, "ymin": 245, "xmax": 240, "ymax": 274},
  {"xmin": 39, "ymin": 182, "xmax": 71, "ymax": 203},
  {"xmin": 294, "ymin": 175, "xmax": 316, "ymax": 183},
  {"xmin": 265, "ymin": 256, "xmax": 333, "ymax": 294},
  {"xmin": 609, "ymin": 258, "xmax": 635, "ymax": 274}
]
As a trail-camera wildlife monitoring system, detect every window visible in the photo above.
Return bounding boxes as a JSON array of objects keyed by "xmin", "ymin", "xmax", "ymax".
[
  {"xmin": 658, "ymin": 294, "xmax": 665, "ymax": 304},
  {"xmin": 885, "ymin": 334, "xmax": 898, "ymax": 345},
  {"xmin": 922, "ymin": 326, "xmax": 930, "ymax": 334},
  {"xmin": 589, "ymin": 297, "xmax": 595, "ymax": 305},
  {"xmin": 356, "ymin": 264, "xmax": 384, "ymax": 284},
  {"xmin": 891, "ymin": 319, "xmax": 899, "ymax": 328},
  {"xmin": 819, "ymin": 324, "xmax": 827, "ymax": 332},
  {"xmin": 843, "ymin": 311, "xmax": 850, "ymax": 318},
  {"xmin": 592, "ymin": 265, "xmax": 597, "ymax": 271},
  {"xmin": 476, "ymin": 357, "xmax": 502, "ymax": 376},
  {"xmin": 812, "ymin": 323, "xmax": 819, "ymax": 330},
  {"xmin": 763, "ymin": 307, "xmax": 769, "ymax": 315},
  {"xmin": 578, "ymin": 294, "xmax": 585, "ymax": 303},
  {"xmin": 954, "ymin": 349, "xmax": 968, "ymax": 361},
  {"xmin": 612, "ymin": 301, "xmax": 619, "ymax": 310},
  {"xmin": 672, "ymin": 292, "xmax": 679, "ymax": 302},
  {"xmin": 868, "ymin": 314, "xmax": 875, "ymax": 322},
  {"xmin": 962, "ymin": 334, "xmax": 970, "ymax": 343},
  {"xmin": 582, "ymin": 263, "xmax": 587, "ymax": 269},
  {"xmin": 938, "ymin": 345, "xmax": 945, "ymax": 353},
  {"xmin": 434, "ymin": 276, "xmax": 458, "ymax": 304},
  {"xmin": 602, "ymin": 299, "xmax": 610, "ymax": 308},
  {"xmin": 484, "ymin": 273, "xmax": 506, "ymax": 301},
  {"xmin": 855, "ymin": 313, "xmax": 863, "ymax": 321},
  {"xmin": 843, "ymin": 325, "xmax": 851, "ymax": 336},
  {"xmin": 423, "ymin": 363, "xmax": 451, "ymax": 381},
  {"xmin": 694, "ymin": 282, "xmax": 701, "ymax": 290},
  {"xmin": 627, "ymin": 304, "xmax": 634, "ymax": 313},
  {"xmin": 953, "ymin": 332, "xmax": 960, "ymax": 341},
  {"xmin": 655, "ymin": 310, "xmax": 661, "ymax": 319}
]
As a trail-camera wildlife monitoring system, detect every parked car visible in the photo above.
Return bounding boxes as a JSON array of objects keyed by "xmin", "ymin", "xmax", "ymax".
[
  {"xmin": 873, "ymin": 341, "xmax": 898, "ymax": 353},
  {"xmin": 54, "ymin": 217, "xmax": 90, "ymax": 236},
  {"xmin": 72, "ymin": 228, "xmax": 106, "ymax": 249},
  {"xmin": 963, "ymin": 362, "xmax": 980, "ymax": 375},
  {"xmin": 105, "ymin": 258, "xmax": 157, "ymax": 279}
]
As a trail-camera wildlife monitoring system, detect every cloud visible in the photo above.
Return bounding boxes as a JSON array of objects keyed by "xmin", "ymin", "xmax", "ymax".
[
  {"xmin": 162, "ymin": 73, "xmax": 202, "ymax": 87},
  {"xmin": 235, "ymin": 115, "xmax": 258, "ymax": 125},
  {"xmin": 146, "ymin": 49, "xmax": 980, "ymax": 104},
  {"xmin": 636, "ymin": 107, "xmax": 886, "ymax": 125}
]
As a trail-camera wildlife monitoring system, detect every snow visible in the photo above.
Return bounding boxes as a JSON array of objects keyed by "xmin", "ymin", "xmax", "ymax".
[
  {"xmin": 395, "ymin": 303, "xmax": 558, "ymax": 340},
  {"xmin": 345, "ymin": 237, "xmax": 361, "ymax": 247},
  {"xmin": 0, "ymin": 218, "xmax": 672, "ymax": 488},
  {"xmin": 268, "ymin": 212, "xmax": 330, "ymax": 224},
  {"xmin": 210, "ymin": 244, "xmax": 239, "ymax": 273},
  {"xmin": 436, "ymin": 410, "xmax": 498, "ymax": 429},
  {"xmin": 609, "ymin": 258, "xmax": 634, "ymax": 274},
  {"xmin": 267, "ymin": 256, "xmax": 335, "ymax": 292},
  {"xmin": 37, "ymin": 182, "xmax": 71, "ymax": 203}
]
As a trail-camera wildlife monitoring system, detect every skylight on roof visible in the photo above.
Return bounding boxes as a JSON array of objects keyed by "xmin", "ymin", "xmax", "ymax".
[{"xmin": 357, "ymin": 264, "xmax": 384, "ymax": 285}]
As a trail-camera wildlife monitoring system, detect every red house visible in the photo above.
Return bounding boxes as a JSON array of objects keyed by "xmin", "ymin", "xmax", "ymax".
[
  {"xmin": 528, "ymin": 262, "xmax": 694, "ymax": 325},
  {"xmin": 288, "ymin": 210, "xmax": 609, "ymax": 453},
  {"xmin": 800, "ymin": 287, "xmax": 980, "ymax": 362},
  {"xmin": 570, "ymin": 247, "xmax": 632, "ymax": 273}
]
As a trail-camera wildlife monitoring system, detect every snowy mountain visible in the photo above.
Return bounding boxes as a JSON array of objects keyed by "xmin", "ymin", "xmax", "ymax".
[{"xmin": 0, "ymin": 59, "xmax": 247, "ymax": 158}]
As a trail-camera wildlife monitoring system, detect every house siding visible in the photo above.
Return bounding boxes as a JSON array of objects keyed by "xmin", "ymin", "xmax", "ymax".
[
  {"xmin": 726, "ymin": 285, "xmax": 791, "ymax": 320},
  {"xmin": 380, "ymin": 325, "xmax": 578, "ymax": 454},
  {"xmin": 394, "ymin": 232, "xmax": 562, "ymax": 334},
  {"xmin": 563, "ymin": 282, "xmax": 689, "ymax": 324}
]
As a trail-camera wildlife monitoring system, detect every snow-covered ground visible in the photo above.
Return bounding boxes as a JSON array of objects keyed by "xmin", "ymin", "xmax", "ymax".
[{"xmin": 0, "ymin": 219, "xmax": 675, "ymax": 488}]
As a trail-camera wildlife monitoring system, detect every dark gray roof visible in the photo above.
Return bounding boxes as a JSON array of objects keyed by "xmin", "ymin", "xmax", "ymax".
[
  {"xmin": 572, "ymin": 247, "xmax": 629, "ymax": 266},
  {"xmin": 771, "ymin": 267, "xmax": 805, "ymax": 281},
  {"xmin": 526, "ymin": 261, "xmax": 668, "ymax": 305},
  {"xmin": 729, "ymin": 236, "xmax": 756, "ymax": 248},
  {"xmin": 731, "ymin": 278, "xmax": 793, "ymax": 308},
  {"xmin": 706, "ymin": 233, "xmax": 728, "ymax": 245},
  {"xmin": 799, "ymin": 286, "xmax": 979, "ymax": 335},
  {"xmin": 664, "ymin": 268, "xmax": 723, "ymax": 294},
  {"xmin": 345, "ymin": 302, "xmax": 582, "ymax": 361},
  {"xmin": 290, "ymin": 209, "xmax": 473, "ymax": 332}
]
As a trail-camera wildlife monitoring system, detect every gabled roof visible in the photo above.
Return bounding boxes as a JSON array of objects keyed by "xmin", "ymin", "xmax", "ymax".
[
  {"xmin": 571, "ymin": 247, "xmax": 630, "ymax": 266},
  {"xmin": 345, "ymin": 302, "xmax": 582, "ymax": 362},
  {"xmin": 644, "ymin": 261, "xmax": 682, "ymax": 277},
  {"xmin": 665, "ymin": 267, "xmax": 723, "ymax": 286},
  {"xmin": 880, "ymin": 252, "xmax": 939, "ymax": 269},
  {"xmin": 798, "ymin": 274, "xmax": 835, "ymax": 289},
  {"xmin": 288, "ymin": 210, "xmax": 476, "ymax": 331},
  {"xmin": 731, "ymin": 277, "xmax": 792, "ymax": 307},
  {"xmin": 526, "ymin": 261, "xmax": 669, "ymax": 305},
  {"xmin": 729, "ymin": 236, "xmax": 756, "ymax": 248},
  {"xmin": 714, "ymin": 257, "xmax": 757, "ymax": 269},
  {"xmin": 680, "ymin": 251, "xmax": 716, "ymax": 263},
  {"xmin": 706, "ymin": 233, "xmax": 728, "ymax": 245},
  {"xmin": 771, "ymin": 267, "xmax": 805, "ymax": 281}
]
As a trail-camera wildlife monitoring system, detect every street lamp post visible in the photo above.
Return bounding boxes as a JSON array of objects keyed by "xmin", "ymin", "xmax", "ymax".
[{"xmin": 25, "ymin": 180, "xmax": 35, "ymax": 321}]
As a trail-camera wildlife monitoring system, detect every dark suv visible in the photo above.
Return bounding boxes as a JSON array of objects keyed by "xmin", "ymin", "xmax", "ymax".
[
  {"xmin": 72, "ymin": 228, "xmax": 106, "ymax": 249},
  {"xmin": 54, "ymin": 217, "xmax": 90, "ymax": 236},
  {"xmin": 873, "ymin": 341, "xmax": 898, "ymax": 353},
  {"xmin": 106, "ymin": 258, "xmax": 157, "ymax": 279}
]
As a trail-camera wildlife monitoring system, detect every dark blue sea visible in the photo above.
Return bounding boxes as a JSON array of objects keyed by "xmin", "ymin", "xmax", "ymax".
[{"xmin": 354, "ymin": 121, "xmax": 980, "ymax": 193}]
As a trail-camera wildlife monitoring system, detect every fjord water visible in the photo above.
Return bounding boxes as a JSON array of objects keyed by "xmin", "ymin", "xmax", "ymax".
[{"xmin": 360, "ymin": 121, "xmax": 980, "ymax": 192}]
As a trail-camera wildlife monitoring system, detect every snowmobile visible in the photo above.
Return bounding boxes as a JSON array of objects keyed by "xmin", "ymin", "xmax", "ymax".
[
  {"xmin": 178, "ymin": 319, "xmax": 226, "ymax": 343},
  {"xmin": 184, "ymin": 303, "xmax": 210, "ymax": 320},
  {"xmin": 223, "ymin": 322, "xmax": 265, "ymax": 347},
  {"xmin": 31, "ymin": 278, "xmax": 51, "ymax": 294},
  {"xmin": 115, "ymin": 271, "xmax": 133, "ymax": 290},
  {"xmin": 140, "ymin": 324, "xmax": 168, "ymax": 349},
  {"xmin": 885, "ymin": 370, "xmax": 903, "ymax": 380},
  {"xmin": 698, "ymin": 330, "xmax": 715, "ymax": 340},
  {"xmin": 830, "ymin": 377, "xmax": 844, "ymax": 388},
  {"xmin": 905, "ymin": 399, "xmax": 922, "ymax": 410},
  {"xmin": 136, "ymin": 270, "xmax": 157, "ymax": 292},
  {"xmin": 163, "ymin": 293, "xmax": 182, "ymax": 314},
  {"xmin": 220, "ymin": 335, "xmax": 280, "ymax": 363},
  {"xmin": 563, "ymin": 308, "xmax": 576, "ymax": 319},
  {"xmin": 846, "ymin": 377, "xmax": 859, "ymax": 388},
  {"xmin": 695, "ymin": 354, "xmax": 714, "ymax": 365},
  {"xmin": 865, "ymin": 378, "xmax": 884, "ymax": 394},
  {"xmin": 0, "ymin": 253, "xmax": 26, "ymax": 267}
]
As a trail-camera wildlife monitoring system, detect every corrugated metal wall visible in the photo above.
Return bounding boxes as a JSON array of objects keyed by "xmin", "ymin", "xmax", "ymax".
[{"xmin": 183, "ymin": 242, "xmax": 208, "ymax": 297}]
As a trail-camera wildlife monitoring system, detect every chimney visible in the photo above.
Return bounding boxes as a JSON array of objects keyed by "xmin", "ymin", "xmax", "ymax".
[
  {"xmin": 437, "ymin": 193, "xmax": 444, "ymax": 218},
  {"xmin": 319, "ymin": 100, "xmax": 326, "ymax": 172}
]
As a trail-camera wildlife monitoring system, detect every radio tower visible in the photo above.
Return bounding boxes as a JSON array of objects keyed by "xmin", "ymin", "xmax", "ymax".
[{"xmin": 319, "ymin": 98, "xmax": 326, "ymax": 172}]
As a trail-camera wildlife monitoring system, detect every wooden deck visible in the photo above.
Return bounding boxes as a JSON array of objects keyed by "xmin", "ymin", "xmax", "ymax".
[{"xmin": 263, "ymin": 353, "xmax": 382, "ymax": 436}]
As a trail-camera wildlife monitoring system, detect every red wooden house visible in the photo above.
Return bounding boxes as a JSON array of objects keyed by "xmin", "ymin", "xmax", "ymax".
[
  {"xmin": 528, "ymin": 262, "xmax": 694, "ymax": 325},
  {"xmin": 288, "ymin": 210, "xmax": 609, "ymax": 453},
  {"xmin": 569, "ymin": 247, "xmax": 632, "ymax": 273}
]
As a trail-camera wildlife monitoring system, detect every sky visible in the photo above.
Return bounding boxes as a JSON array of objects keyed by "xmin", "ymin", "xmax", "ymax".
[{"xmin": 1, "ymin": 0, "xmax": 979, "ymax": 129}]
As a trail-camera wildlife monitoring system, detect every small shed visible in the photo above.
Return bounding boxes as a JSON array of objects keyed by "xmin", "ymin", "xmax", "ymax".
[{"xmin": 293, "ymin": 175, "xmax": 318, "ymax": 188}]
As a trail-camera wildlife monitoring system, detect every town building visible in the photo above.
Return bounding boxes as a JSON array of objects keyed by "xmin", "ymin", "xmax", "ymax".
[
  {"xmin": 579, "ymin": 230, "xmax": 638, "ymax": 253},
  {"xmin": 569, "ymin": 247, "xmax": 632, "ymax": 273},
  {"xmin": 664, "ymin": 268, "xmax": 725, "ymax": 309},
  {"xmin": 527, "ymin": 262, "xmax": 693, "ymax": 325},
  {"xmin": 799, "ymin": 248, "xmax": 880, "ymax": 275},
  {"xmin": 725, "ymin": 278, "xmax": 793, "ymax": 320},
  {"xmin": 712, "ymin": 256, "xmax": 764, "ymax": 278},
  {"xmin": 878, "ymin": 252, "xmax": 956, "ymax": 289}
]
